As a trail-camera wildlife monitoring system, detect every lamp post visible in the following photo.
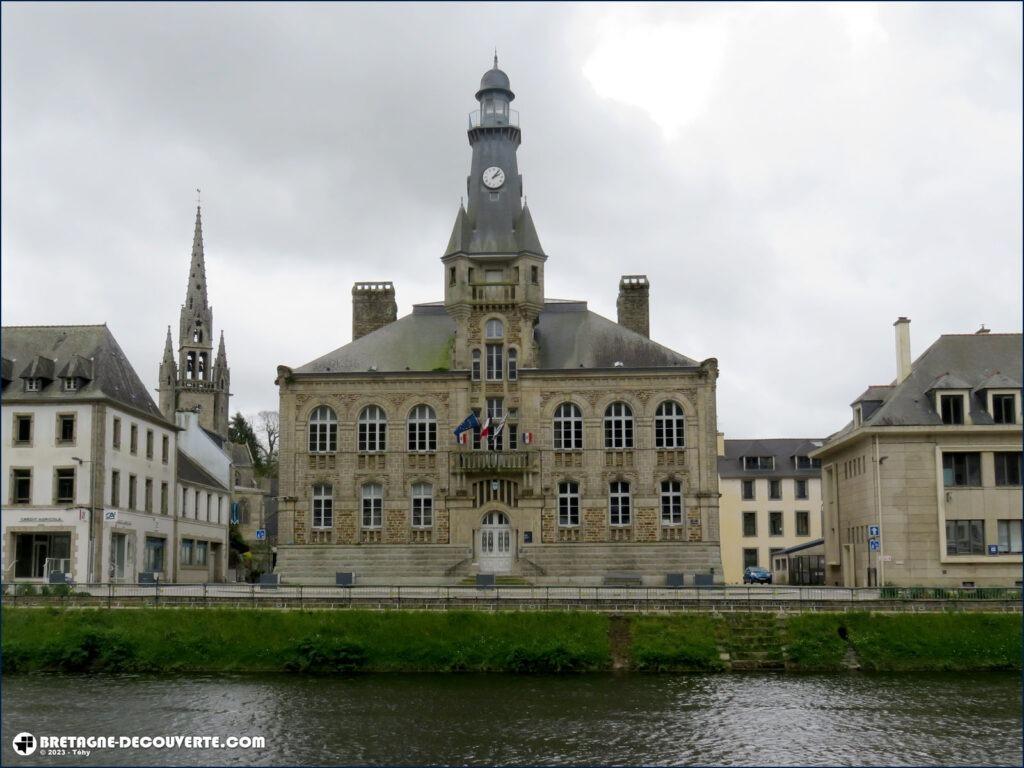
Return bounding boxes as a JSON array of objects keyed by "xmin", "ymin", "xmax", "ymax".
[{"xmin": 71, "ymin": 456, "xmax": 96, "ymax": 583}]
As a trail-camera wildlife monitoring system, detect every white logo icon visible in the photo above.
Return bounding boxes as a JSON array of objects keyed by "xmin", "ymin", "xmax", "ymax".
[{"xmin": 13, "ymin": 732, "xmax": 37, "ymax": 755}]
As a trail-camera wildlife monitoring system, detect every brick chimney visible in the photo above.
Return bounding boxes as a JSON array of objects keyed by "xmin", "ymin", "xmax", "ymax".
[
  {"xmin": 352, "ymin": 282, "xmax": 397, "ymax": 341},
  {"xmin": 894, "ymin": 317, "xmax": 911, "ymax": 384},
  {"xmin": 617, "ymin": 275, "xmax": 650, "ymax": 338}
]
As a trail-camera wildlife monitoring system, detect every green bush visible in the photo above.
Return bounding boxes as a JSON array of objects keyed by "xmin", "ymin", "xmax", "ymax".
[
  {"xmin": 284, "ymin": 634, "xmax": 368, "ymax": 673},
  {"xmin": 630, "ymin": 615, "xmax": 725, "ymax": 672}
]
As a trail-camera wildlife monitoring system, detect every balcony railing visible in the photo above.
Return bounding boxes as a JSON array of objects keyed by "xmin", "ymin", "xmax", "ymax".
[
  {"xmin": 454, "ymin": 451, "xmax": 533, "ymax": 474},
  {"xmin": 470, "ymin": 283, "xmax": 517, "ymax": 304},
  {"xmin": 468, "ymin": 109, "xmax": 520, "ymax": 129}
]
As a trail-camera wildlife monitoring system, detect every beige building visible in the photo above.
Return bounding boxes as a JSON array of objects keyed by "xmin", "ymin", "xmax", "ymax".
[
  {"xmin": 274, "ymin": 61, "xmax": 723, "ymax": 584},
  {"xmin": 717, "ymin": 436, "xmax": 823, "ymax": 584},
  {"xmin": 813, "ymin": 319, "xmax": 1022, "ymax": 588}
]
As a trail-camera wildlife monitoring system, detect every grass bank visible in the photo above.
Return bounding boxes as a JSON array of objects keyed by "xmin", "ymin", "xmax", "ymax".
[{"xmin": 1, "ymin": 608, "xmax": 1018, "ymax": 674}]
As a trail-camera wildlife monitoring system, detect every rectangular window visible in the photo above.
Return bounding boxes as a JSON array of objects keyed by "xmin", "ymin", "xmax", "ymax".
[
  {"xmin": 997, "ymin": 519, "xmax": 1022, "ymax": 554},
  {"xmin": 942, "ymin": 452, "xmax": 981, "ymax": 487},
  {"xmin": 111, "ymin": 470, "xmax": 120, "ymax": 507},
  {"xmin": 609, "ymin": 481, "xmax": 631, "ymax": 526},
  {"xmin": 12, "ymin": 469, "xmax": 32, "ymax": 504},
  {"xmin": 161, "ymin": 435, "xmax": 169, "ymax": 464},
  {"xmin": 411, "ymin": 483, "xmax": 433, "ymax": 528},
  {"xmin": 160, "ymin": 482, "xmax": 169, "ymax": 515},
  {"xmin": 14, "ymin": 415, "xmax": 32, "ymax": 444},
  {"xmin": 742, "ymin": 512, "xmax": 757, "ymax": 537},
  {"xmin": 945, "ymin": 519, "xmax": 985, "ymax": 555},
  {"xmin": 112, "ymin": 417, "xmax": 121, "ymax": 449},
  {"xmin": 195, "ymin": 540, "xmax": 208, "ymax": 566},
  {"xmin": 63, "ymin": 377, "xmax": 77, "ymax": 391},
  {"xmin": 741, "ymin": 480, "xmax": 755, "ymax": 500},
  {"xmin": 558, "ymin": 481, "xmax": 580, "ymax": 527},
  {"xmin": 994, "ymin": 452, "xmax": 1022, "ymax": 486},
  {"xmin": 55, "ymin": 468, "xmax": 75, "ymax": 504},
  {"xmin": 193, "ymin": 489, "xmax": 199, "ymax": 517},
  {"xmin": 485, "ymin": 343, "xmax": 503, "ymax": 381},
  {"xmin": 769, "ymin": 479, "xmax": 782, "ymax": 500},
  {"xmin": 531, "ymin": 265, "xmax": 539, "ymax": 284},
  {"xmin": 128, "ymin": 475, "xmax": 137, "ymax": 510},
  {"xmin": 25, "ymin": 378, "xmax": 40, "ymax": 392},
  {"xmin": 743, "ymin": 548, "xmax": 759, "ymax": 569},
  {"xmin": 484, "ymin": 268, "xmax": 502, "ymax": 282},
  {"xmin": 449, "ymin": 266, "xmax": 456, "ymax": 286},
  {"xmin": 57, "ymin": 414, "xmax": 75, "ymax": 443},
  {"xmin": 660, "ymin": 480, "xmax": 683, "ymax": 525},
  {"xmin": 795, "ymin": 479, "xmax": 808, "ymax": 499},
  {"xmin": 795, "ymin": 455, "xmax": 820, "ymax": 470},
  {"xmin": 796, "ymin": 510, "xmax": 810, "ymax": 537},
  {"xmin": 180, "ymin": 538, "xmax": 194, "ymax": 565},
  {"xmin": 130, "ymin": 424, "xmax": 138, "ymax": 455},
  {"xmin": 486, "ymin": 397, "xmax": 504, "ymax": 451},
  {"xmin": 312, "ymin": 483, "xmax": 333, "ymax": 529},
  {"xmin": 992, "ymin": 394, "xmax": 1016, "ymax": 424},
  {"xmin": 362, "ymin": 485, "xmax": 383, "ymax": 529},
  {"xmin": 471, "ymin": 351, "xmax": 481, "ymax": 381},
  {"xmin": 145, "ymin": 478, "xmax": 153, "ymax": 513},
  {"xmin": 146, "ymin": 430, "xmax": 154, "ymax": 460},
  {"xmin": 144, "ymin": 537, "xmax": 165, "ymax": 573},
  {"xmin": 206, "ymin": 494, "xmax": 212, "ymax": 521},
  {"xmin": 743, "ymin": 456, "xmax": 775, "ymax": 470},
  {"xmin": 939, "ymin": 394, "xmax": 964, "ymax": 425},
  {"xmin": 769, "ymin": 511, "xmax": 783, "ymax": 536}
]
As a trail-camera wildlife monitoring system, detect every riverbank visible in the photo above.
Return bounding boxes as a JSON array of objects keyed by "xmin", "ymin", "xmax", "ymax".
[{"xmin": 2, "ymin": 608, "xmax": 1019, "ymax": 674}]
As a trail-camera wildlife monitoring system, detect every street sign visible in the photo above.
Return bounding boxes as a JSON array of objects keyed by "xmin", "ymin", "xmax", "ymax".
[
  {"xmin": 869, "ymin": 539, "xmax": 880, "ymax": 551},
  {"xmin": 868, "ymin": 525, "xmax": 880, "ymax": 537},
  {"xmin": 255, "ymin": 529, "xmax": 267, "ymax": 541},
  {"xmin": 104, "ymin": 510, "xmax": 118, "ymax": 523},
  {"xmin": 987, "ymin": 544, "xmax": 999, "ymax": 555}
]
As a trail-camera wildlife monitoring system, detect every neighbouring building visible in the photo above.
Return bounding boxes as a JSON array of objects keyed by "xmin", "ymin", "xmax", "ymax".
[
  {"xmin": 771, "ymin": 538, "xmax": 826, "ymax": 585},
  {"xmin": 158, "ymin": 206, "xmax": 231, "ymax": 441},
  {"xmin": 812, "ymin": 319, "xmax": 1022, "ymax": 588},
  {"xmin": 174, "ymin": 411, "xmax": 230, "ymax": 582},
  {"xmin": 274, "ymin": 60, "xmax": 723, "ymax": 584},
  {"xmin": 717, "ymin": 436, "xmax": 824, "ymax": 584},
  {"xmin": 230, "ymin": 441, "xmax": 270, "ymax": 545},
  {"xmin": 2, "ymin": 324, "xmax": 178, "ymax": 584}
]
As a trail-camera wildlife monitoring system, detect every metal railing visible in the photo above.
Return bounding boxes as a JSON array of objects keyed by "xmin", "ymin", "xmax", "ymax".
[
  {"xmin": 455, "ymin": 451, "xmax": 533, "ymax": 473},
  {"xmin": 468, "ymin": 109, "xmax": 520, "ymax": 129},
  {"xmin": 2, "ymin": 582, "xmax": 1020, "ymax": 608}
]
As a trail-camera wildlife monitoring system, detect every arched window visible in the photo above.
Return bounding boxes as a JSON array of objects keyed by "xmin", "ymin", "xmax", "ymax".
[
  {"xmin": 198, "ymin": 352, "xmax": 207, "ymax": 381},
  {"xmin": 507, "ymin": 348, "xmax": 518, "ymax": 381},
  {"xmin": 411, "ymin": 482, "xmax": 433, "ymax": 528},
  {"xmin": 408, "ymin": 405, "xmax": 437, "ymax": 452},
  {"xmin": 361, "ymin": 483, "xmax": 383, "ymax": 529},
  {"xmin": 609, "ymin": 481, "xmax": 631, "ymax": 526},
  {"xmin": 485, "ymin": 318, "xmax": 504, "ymax": 339},
  {"xmin": 312, "ymin": 483, "xmax": 333, "ymax": 529},
  {"xmin": 661, "ymin": 479, "xmax": 683, "ymax": 525},
  {"xmin": 558, "ymin": 481, "xmax": 580, "ymax": 527},
  {"xmin": 553, "ymin": 403, "xmax": 583, "ymax": 450},
  {"xmin": 358, "ymin": 405, "xmax": 387, "ymax": 453},
  {"xmin": 471, "ymin": 349, "xmax": 481, "ymax": 381},
  {"xmin": 486, "ymin": 343, "xmax": 503, "ymax": 381},
  {"xmin": 186, "ymin": 351, "xmax": 196, "ymax": 380},
  {"xmin": 308, "ymin": 406, "xmax": 338, "ymax": 453},
  {"xmin": 604, "ymin": 402, "xmax": 634, "ymax": 449},
  {"xmin": 655, "ymin": 401, "xmax": 685, "ymax": 449}
]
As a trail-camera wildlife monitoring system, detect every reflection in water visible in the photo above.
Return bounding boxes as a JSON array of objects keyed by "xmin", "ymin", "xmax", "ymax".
[{"xmin": 3, "ymin": 672, "xmax": 1020, "ymax": 766}]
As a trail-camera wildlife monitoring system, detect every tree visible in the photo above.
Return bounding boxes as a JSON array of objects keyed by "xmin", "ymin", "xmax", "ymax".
[
  {"xmin": 256, "ymin": 411, "xmax": 279, "ymax": 474},
  {"xmin": 229, "ymin": 412, "xmax": 263, "ymax": 472}
]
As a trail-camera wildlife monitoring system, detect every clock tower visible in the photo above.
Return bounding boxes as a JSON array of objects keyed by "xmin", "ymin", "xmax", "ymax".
[{"xmin": 443, "ymin": 57, "xmax": 546, "ymax": 380}]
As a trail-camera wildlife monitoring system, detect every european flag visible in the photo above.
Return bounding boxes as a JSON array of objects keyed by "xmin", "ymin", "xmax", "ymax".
[{"xmin": 453, "ymin": 412, "xmax": 480, "ymax": 439}]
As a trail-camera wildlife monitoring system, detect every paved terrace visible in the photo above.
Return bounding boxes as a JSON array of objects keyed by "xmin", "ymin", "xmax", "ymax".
[{"xmin": 2, "ymin": 584, "xmax": 1020, "ymax": 612}]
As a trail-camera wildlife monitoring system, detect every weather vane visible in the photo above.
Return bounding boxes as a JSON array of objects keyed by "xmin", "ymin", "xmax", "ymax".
[{"xmin": 196, "ymin": 187, "xmax": 201, "ymax": 206}]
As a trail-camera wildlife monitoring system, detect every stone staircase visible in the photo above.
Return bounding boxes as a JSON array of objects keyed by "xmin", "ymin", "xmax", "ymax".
[
  {"xmin": 716, "ymin": 612, "xmax": 786, "ymax": 671},
  {"xmin": 276, "ymin": 544, "xmax": 472, "ymax": 585},
  {"xmin": 521, "ymin": 542, "xmax": 723, "ymax": 585}
]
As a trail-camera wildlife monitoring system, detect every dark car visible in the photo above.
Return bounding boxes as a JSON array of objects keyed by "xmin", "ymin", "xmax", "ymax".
[{"xmin": 743, "ymin": 566, "xmax": 772, "ymax": 585}]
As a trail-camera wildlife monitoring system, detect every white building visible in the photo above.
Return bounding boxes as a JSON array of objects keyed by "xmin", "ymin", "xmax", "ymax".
[{"xmin": 174, "ymin": 411, "xmax": 230, "ymax": 583}]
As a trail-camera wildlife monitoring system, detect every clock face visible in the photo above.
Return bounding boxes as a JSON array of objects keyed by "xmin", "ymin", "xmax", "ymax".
[{"xmin": 482, "ymin": 166, "xmax": 506, "ymax": 189}]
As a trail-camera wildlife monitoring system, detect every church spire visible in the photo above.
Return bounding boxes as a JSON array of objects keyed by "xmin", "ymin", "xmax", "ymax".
[
  {"xmin": 162, "ymin": 325, "xmax": 175, "ymax": 363},
  {"xmin": 215, "ymin": 330, "xmax": 227, "ymax": 367},
  {"xmin": 185, "ymin": 205, "xmax": 209, "ymax": 311}
]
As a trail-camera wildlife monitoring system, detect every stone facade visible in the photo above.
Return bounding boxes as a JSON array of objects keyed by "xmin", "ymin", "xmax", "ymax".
[
  {"xmin": 616, "ymin": 275, "xmax": 650, "ymax": 339},
  {"xmin": 351, "ymin": 283, "xmax": 398, "ymax": 341}
]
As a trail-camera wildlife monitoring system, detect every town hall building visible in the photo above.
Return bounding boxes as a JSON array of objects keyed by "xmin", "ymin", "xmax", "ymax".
[{"xmin": 275, "ymin": 61, "xmax": 724, "ymax": 584}]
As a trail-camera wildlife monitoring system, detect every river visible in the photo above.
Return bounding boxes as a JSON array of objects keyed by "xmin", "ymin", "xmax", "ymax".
[{"xmin": 2, "ymin": 672, "xmax": 1020, "ymax": 765}]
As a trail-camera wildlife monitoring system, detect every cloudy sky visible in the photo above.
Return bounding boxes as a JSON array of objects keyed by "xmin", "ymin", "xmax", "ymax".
[{"xmin": 3, "ymin": 2, "xmax": 1020, "ymax": 439}]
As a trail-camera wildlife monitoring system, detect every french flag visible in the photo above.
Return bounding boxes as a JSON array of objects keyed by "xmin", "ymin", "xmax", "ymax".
[
  {"xmin": 522, "ymin": 431, "xmax": 534, "ymax": 445},
  {"xmin": 479, "ymin": 417, "xmax": 492, "ymax": 440}
]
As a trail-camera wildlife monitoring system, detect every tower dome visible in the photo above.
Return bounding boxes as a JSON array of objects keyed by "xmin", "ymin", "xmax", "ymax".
[{"xmin": 476, "ymin": 55, "xmax": 515, "ymax": 101}]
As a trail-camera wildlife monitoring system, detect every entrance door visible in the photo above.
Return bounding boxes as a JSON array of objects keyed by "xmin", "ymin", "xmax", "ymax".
[
  {"xmin": 478, "ymin": 511, "xmax": 513, "ymax": 573},
  {"xmin": 110, "ymin": 533, "xmax": 127, "ymax": 582}
]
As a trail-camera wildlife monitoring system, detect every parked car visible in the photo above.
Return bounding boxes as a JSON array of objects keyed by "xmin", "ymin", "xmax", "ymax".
[{"xmin": 743, "ymin": 566, "xmax": 772, "ymax": 584}]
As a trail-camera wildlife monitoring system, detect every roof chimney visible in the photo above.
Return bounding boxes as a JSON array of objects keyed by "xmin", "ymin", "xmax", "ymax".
[
  {"xmin": 976, "ymin": 324, "xmax": 990, "ymax": 335},
  {"xmin": 894, "ymin": 317, "xmax": 911, "ymax": 384},
  {"xmin": 351, "ymin": 282, "xmax": 397, "ymax": 341},
  {"xmin": 617, "ymin": 275, "xmax": 650, "ymax": 338}
]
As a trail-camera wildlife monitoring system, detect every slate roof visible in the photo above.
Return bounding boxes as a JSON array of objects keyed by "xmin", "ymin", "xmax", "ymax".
[
  {"xmin": 823, "ymin": 332, "xmax": 1023, "ymax": 445},
  {"xmin": 444, "ymin": 202, "xmax": 546, "ymax": 258},
  {"xmin": 293, "ymin": 300, "xmax": 698, "ymax": 374},
  {"xmin": 230, "ymin": 441, "xmax": 254, "ymax": 468},
  {"xmin": 177, "ymin": 449, "xmax": 229, "ymax": 492},
  {"xmin": 718, "ymin": 438, "xmax": 825, "ymax": 479},
  {"xmin": 1, "ymin": 325, "xmax": 168, "ymax": 423},
  {"xmin": 776, "ymin": 538, "xmax": 825, "ymax": 556}
]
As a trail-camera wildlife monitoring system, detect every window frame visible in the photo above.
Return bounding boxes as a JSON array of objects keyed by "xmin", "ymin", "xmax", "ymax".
[
  {"xmin": 942, "ymin": 452, "xmax": 982, "ymax": 487},
  {"xmin": 558, "ymin": 480, "xmax": 580, "ymax": 527},
  {"xmin": 660, "ymin": 479, "xmax": 683, "ymax": 525},
  {"xmin": 308, "ymin": 405, "xmax": 338, "ymax": 454},
  {"xmin": 939, "ymin": 393, "xmax": 965, "ymax": 425},
  {"xmin": 13, "ymin": 414, "xmax": 32, "ymax": 445},
  {"xmin": 742, "ymin": 511, "xmax": 757, "ymax": 537},
  {"xmin": 997, "ymin": 519, "xmax": 1022, "ymax": 554},
  {"xmin": 796, "ymin": 510, "xmax": 810, "ymax": 537},
  {"xmin": 553, "ymin": 402, "xmax": 583, "ymax": 451},
  {"xmin": 485, "ymin": 343, "xmax": 504, "ymax": 381},
  {"xmin": 991, "ymin": 393, "xmax": 1017, "ymax": 424},
  {"xmin": 11, "ymin": 468, "xmax": 32, "ymax": 505},
  {"xmin": 56, "ymin": 413, "xmax": 76, "ymax": 444},
  {"xmin": 471, "ymin": 349, "xmax": 482, "ymax": 381},
  {"xmin": 794, "ymin": 478, "xmax": 809, "ymax": 500},
  {"xmin": 312, "ymin": 483, "xmax": 333, "ymax": 529},
  {"xmin": 654, "ymin": 401, "xmax": 685, "ymax": 449},
  {"xmin": 507, "ymin": 348, "xmax": 518, "ymax": 381},
  {"xmin": 411, "ymin": 482, "xmax": 433, "ymax": 528},
  {"xmin": 407, "ymin": 405, "xmax": 437, "ymax": 453},
  {"xmin": 945, "ymin": 518, "xmax": 985, "ymax": 555},
  {"xmin": 361, "ymin": 483, "xmax": 383, "ymax": 529},
  {"xmin": 741, "ymin": 479, "xmax": 756, "ymax": 500},
  {"xmin": 130, "ymin": 424, "xmax": 138, "ymax": 455},
  {"xmin": 994, "ymin": 452, "xmax": 1022, "ymax": 487},
  {"xmin": 769, "ymin": 511, "xmax": 784, "ymax": 537},
  {"xmin": 609, "ymin": 480, "xmax": 631, "ymax": 527},
  {"xmin": 603, "ymin": 402, "xmax": 634, "ymax": 450},
  {"xmin": 769, "ymin": 479, "xmax": 782, "ymax": 500}
]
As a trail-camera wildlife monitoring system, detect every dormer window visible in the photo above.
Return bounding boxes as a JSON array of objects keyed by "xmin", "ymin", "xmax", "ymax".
[
  {"xmin": 743, "ymin": 456, "xmax": 774, "ymax": 471},
  {"xmin": 25, "ymin": 378, "xmax": 40, "ymax": 392},
  {"xmin": 63, "ymin": 378, "xmax": 78, "ymax": 392},
  {"xmin": 992, "ymin": 393, "xmax": 1018, "ymax": 424},
  {"xmin": 795, "ymin": 455, "xmax": 821, "ymax": 470},
  {"xmin": 853, "ymin": 405, "xmax": 863, "ymax": 427},
  {"xmin": 939, "ymin": 393, "xmax": 965, "ymax": 425}
]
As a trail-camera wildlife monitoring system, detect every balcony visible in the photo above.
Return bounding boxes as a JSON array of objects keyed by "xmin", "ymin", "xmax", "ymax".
[
  {"xmin": 454, "ymin": 450, "xmax": 534, "ymax": 474},
  {"xmin": 470, "ymin": 282, "xmax": 517, "ymax": 305},
  {"xmin": 468, "ymin": 109, "xmax": 520, "ymax": 129}
]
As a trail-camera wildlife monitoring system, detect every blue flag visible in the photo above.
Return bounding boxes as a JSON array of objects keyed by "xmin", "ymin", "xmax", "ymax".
[{"xmin": 453, "ymin": 412, "xmax": 480, "ymax": 438}]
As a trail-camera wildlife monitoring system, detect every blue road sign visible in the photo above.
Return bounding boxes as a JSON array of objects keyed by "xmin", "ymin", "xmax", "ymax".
[
  {"xmin": 987, "ymin": 544, "xmax": 999, "ymax": 555},
  {"xmin": 869, "ymin": 539, "xmax": 880, "ymax": 551},
  {"xmin": 868, "ymin": 525, "xmax": 880, "ymax": 537},
  {"xmin": 255, "ymin": 529, "xmax": 267, "ymax": 541}
]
